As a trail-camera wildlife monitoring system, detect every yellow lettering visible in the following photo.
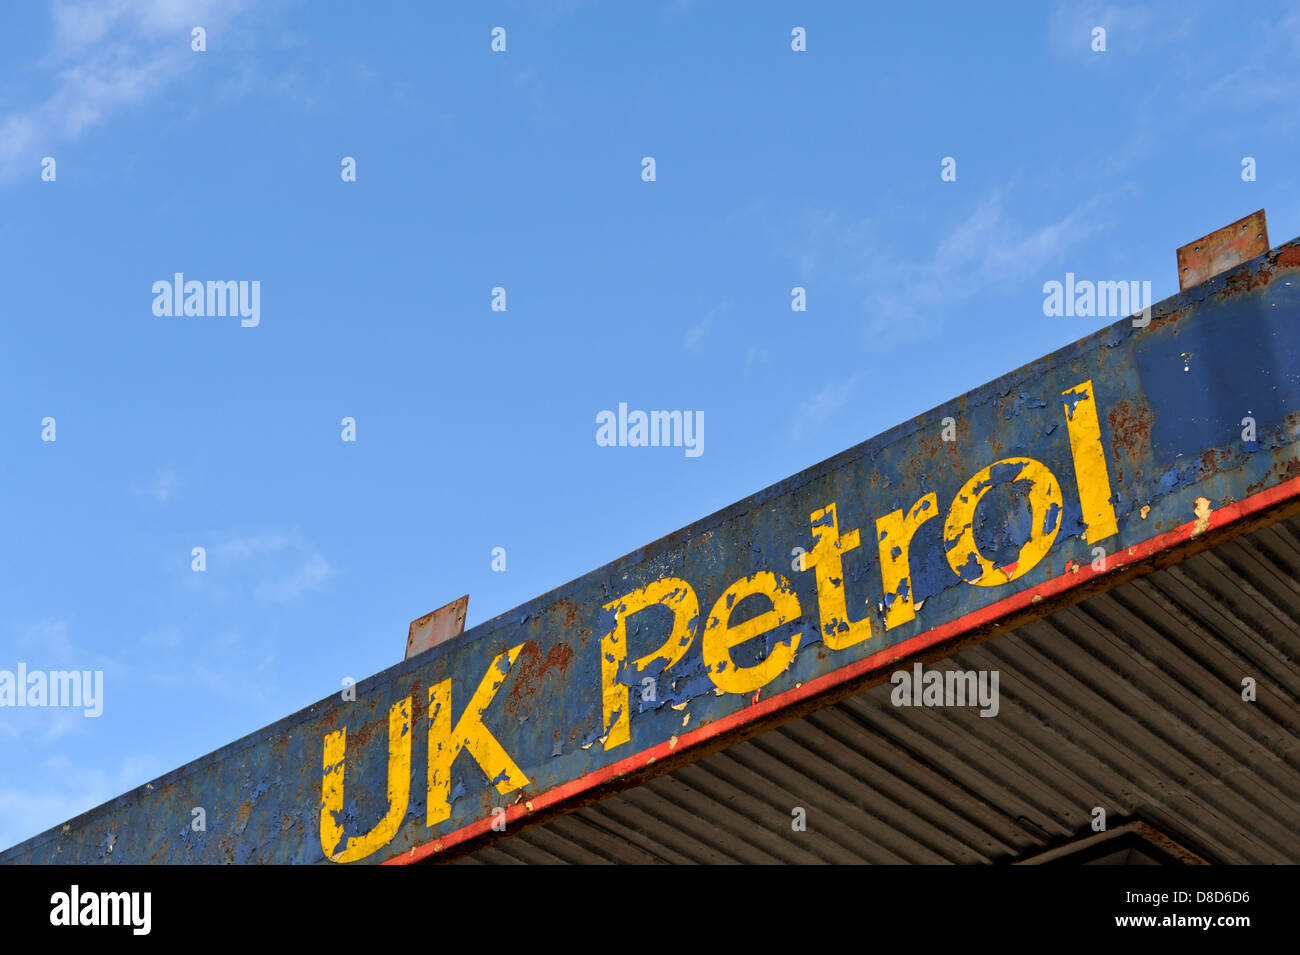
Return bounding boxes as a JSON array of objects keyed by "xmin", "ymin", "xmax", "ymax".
[
  {"xmin": 1062, "ymin": 379, "xmax": 1119, "ymax": 544},
  {"xmin": 320, "ymin": 696, "xmax": 411, "ymax": 863},
  {"xmin": 427, "ymin": 645, "xmax": 530, "ymax": 826},
  {"xmin": 600, "ymin": 578, "xmax": 699, "ymax": 750},
  {"xmin": 875, "ymin": 493, "xmax": 939, "ymax": 629},
  {"xmin": 799, "ymin": 502, "xmax": 877, "ymax": 648},
  {"xmin": 944, "ymin": 458, "xmax": 1063, "ymax": 586},
  {"xmin": 703, "ymin": 571, "xmax": 801, "ymax": 694}
]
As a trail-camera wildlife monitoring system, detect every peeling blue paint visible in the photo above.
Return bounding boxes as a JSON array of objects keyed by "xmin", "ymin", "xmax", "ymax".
[
  {"xmin": 1061, "ymin": 387, "xmax": 1090, "ymax": 420},
  {"xmin": 1005, "ymin": 392, "xmax": 1049, "ymax": 420},
  {"xmin": 1043, "ymin": 500, "xmax": 1062, "ymax": 536}
]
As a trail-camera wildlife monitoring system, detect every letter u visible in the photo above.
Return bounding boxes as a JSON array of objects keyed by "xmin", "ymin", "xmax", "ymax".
[{"xmin": 320, "ymin": 696, "xmax": 412, "ymax": 863}]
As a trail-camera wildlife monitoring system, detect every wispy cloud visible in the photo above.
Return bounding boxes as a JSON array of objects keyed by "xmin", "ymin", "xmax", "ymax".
[
  {"xmin": 255, "ymin": 553, "xmax": 332, "ymax": 600},
  {"xmin": 769, "ymin": 187, "xmax": 1113, "ymax": 343},
  {"xmin": 210, "ymin": 533, "xmax": 289, "ymax": 562},
  {"xmin": 0, "ymin": 753, "xmax": 161, "ymax": 852},
  {"xmin": 49, "ymin": 0, "xmax": 236, "ymax": 54},
  {"xmin": 509, "ymin": 64, "xmax": 558, "ymax": 124},
  {"xmin": 792, "ymin": 375, "xmax": 861, "ymax": 439},
  {"xmin": 684, "ymin": 300, "xmax": 732, "ymax": 354},
  {"xmin": 0, "ymin": 620, "xmax": 126, "ymax": 744},
  {"xmin": 1049, "ymin": 1, "xmax": 1300, "ymax": 170},
  {"xmin": 515, "ymin": 0, "xmax": 589, "ymax": 21},
  {"xmin": 1040, "ymin": 3, "xmax": 1185, "ymax": 57},
  {"xmin": 1046, "ymin": 3, "xmax": 1198, "ymax": 59},
  {"xmin": 9, "ymin": 619, "xmax": 120, "ymax": 673},
  {"xmin": 929, "ymin": 188, "xmax": 1111, "ymax": 285},
  {"xmin": 204, "ymin": 530, "xmax": 331, "ymax": 599},
  {"xmin": 1, "ymin": 0, "xmax": 255, "ymax": 182},
  {"xmin": 132, "ymin": 467, "xmax": 180, "ymax": 503}
]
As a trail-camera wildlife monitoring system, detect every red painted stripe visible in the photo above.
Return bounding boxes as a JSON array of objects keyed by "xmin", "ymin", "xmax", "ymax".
[{"xmin": 384, "ymin": 474, "xmax": 1300, "ymax": 865}]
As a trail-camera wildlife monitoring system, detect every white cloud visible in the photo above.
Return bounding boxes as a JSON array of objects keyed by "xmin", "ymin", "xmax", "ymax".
[
  {"xmin": 520, "ymin": 0, "xmax": 588, "ymax": 20},
  {"xmin": 0, "ymin": 753, "xmax": 161, "ymax": 853},
  {"xmin": 0, "ymin": 0, "xmax": 255, "ymax": 182},
  {"xmin": 1048, "ymin": 1, "xmax": 1300, "ymax": 170},
  {"xmin": 768, "ymin": 187, "xmax": 1114, "ymax": 344},
  {"xmin": 255, "ymin": 552, "xmax": 332, "ymax": 600},
  {"xmin": 50, "ymin": 0, "xmax": 235, "ymax": 54},
  {"xmin": 0, "ymin": 620, "xmax": 125, "ymax": 744},
  {"xmin": 9, "ymin": 619, "xmax": 120, "ymax": 672},
  {"xmin": 189, "ymin": 529, "xmax": 333, "ymax": 601},
  {"xmin": 932, "ymin": 189, "xmax": 1110, "ymax": 283},
  {"xmin": 132, "ymin": 467, "xmax": 179, "ymax": 503},
  {"xmin": 792, "ymin": 375, "xmax": 861, "ymax": 439},
  {"xmin": 684, "ymin": 300, "xmax": 733, "ymax": 353},
  {"xmin": 1046, "ymin": 3, "xmax": 1200, "ymax": 59},
  {"xmin": 210, "ymin": 533, "xmax": 289, "ymax": 561},
  {"xmin": 510, "ymin": 64, "xmax": 553, "ymax": 123}
]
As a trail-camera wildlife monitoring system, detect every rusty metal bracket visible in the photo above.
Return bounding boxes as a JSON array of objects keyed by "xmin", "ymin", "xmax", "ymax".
[
  {"xmin": 405, "ymin": 594, "xmax": 469, "ymax": 659},
  {"xmin": 1176, "ymin": 209, "xmax": 1268, "ymax": 291}
]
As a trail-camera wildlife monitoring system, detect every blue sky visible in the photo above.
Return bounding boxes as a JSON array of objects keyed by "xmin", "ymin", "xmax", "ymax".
[{"xmin": 2, "ymin": 0, "xmax": 1297, "ymax": 850}]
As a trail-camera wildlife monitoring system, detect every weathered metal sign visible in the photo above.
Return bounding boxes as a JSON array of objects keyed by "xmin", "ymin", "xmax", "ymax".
[{"xmin": 5, "ymin": 240, "xmax": 1299, "ymax": 865}]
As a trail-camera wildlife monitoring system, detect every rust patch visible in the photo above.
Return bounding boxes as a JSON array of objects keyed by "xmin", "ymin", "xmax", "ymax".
[
  {"xmin": 561, "ymin": 599, "xmax": 579, "ymax": 630},
  {"xmin": 351, "ymin": 714, "xmax": 380, "ymax": 749},
  {"xmin": 505, "ymin": 640, "xmax": 542, "ymax": 713},
  {"xmin": 955, "ymin": 414, "xmax": 971, "ymax": 453},
  {"xmin": 1246, "ymin": 455, "xmax": 1300, "ymax": 495},
  {"xmin": 1108, "ymin": 400, "xmax": 1153, "ymax": 462},
  {"xmin": 1274, "ymin": 245, "xmax": 1300, "ymax": 269},
  {"xmin": 1217, "ymin": 262, "xmax": 1273, "ymax": 299},
  {"xmin": 1200, "ymin": 447, "xmax": 1231, "ymax": 479},
  {"xmin": 235, "ymin": 801, "xmax": 252, "ymax": 830},
  {"xmin": 537, "ymin": 641, "xmax": 574, "ymax": 682}
]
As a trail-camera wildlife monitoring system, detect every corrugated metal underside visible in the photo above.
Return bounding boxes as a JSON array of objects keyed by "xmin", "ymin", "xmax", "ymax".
[{"xmin": 457, "ymin": 513, "xmax": 1300, "ymax": 864}]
